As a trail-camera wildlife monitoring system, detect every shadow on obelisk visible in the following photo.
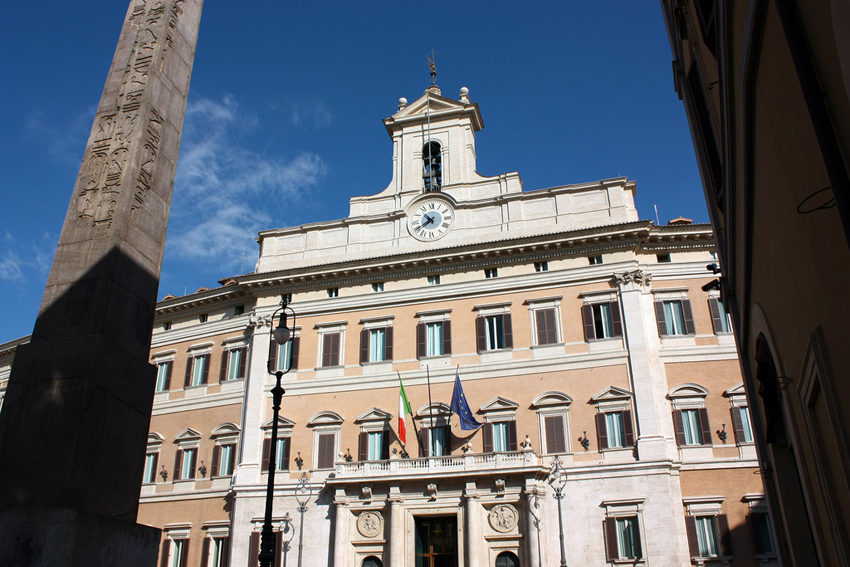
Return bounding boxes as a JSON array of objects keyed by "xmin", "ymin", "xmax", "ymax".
[{"xmin": 0, "ymin": 248, "xmax": 161, "ymax": 566}]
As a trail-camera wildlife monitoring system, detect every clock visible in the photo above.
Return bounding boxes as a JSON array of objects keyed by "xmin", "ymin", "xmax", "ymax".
[{"xmin": 408, "ymin": 199, "xmax": 455, "ymax": 241}]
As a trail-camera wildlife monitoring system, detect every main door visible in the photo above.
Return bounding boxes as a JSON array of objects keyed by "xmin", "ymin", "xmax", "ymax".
[{"xmin": 415, "ymin": 516, "xmax": 458, "ymax": 567}]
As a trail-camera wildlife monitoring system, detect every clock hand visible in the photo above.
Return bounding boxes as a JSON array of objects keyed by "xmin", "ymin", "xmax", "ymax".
[{"xmin": 422, "ymin": 214, "xmax": 436, "ymax": 227}]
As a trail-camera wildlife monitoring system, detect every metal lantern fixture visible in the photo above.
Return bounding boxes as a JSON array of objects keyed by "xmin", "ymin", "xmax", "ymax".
[
  {"xmin": 549, "ymin": 456, "xmax": 569, "ymax": 567},
  {"xmin": 259, "ymin": 296, "xmax": 296, "ymax": 567}
]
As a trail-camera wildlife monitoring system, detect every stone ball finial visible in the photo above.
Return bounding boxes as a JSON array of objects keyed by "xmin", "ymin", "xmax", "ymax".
[
  {"xmin": 459, "ymin": 87, "xmax": 470, "ymax": 102},
  {"xmin": 398, "ymin": 97, "xmax": 408, "ymax": 109}
]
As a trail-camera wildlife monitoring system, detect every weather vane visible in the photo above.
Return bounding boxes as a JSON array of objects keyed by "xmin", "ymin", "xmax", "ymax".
[{"xmin": 426, "ymin": 49, "xmax": 438, "ymax": 86}]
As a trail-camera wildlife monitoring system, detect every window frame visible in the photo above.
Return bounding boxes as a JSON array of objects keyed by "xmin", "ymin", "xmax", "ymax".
[
  {"xmin": 479, "ymin": 396, "xmax": 519, "ymax": 453},
  {"xmin": 219, "ymin": 340, "xmax": 248, "ymax": 382},
  {"xmin": 474, "ymin": 303, "xmax": 513, "ymax": 353},
  {"xmin": 308, "ymin": 411, "xmax": 344, "ymax": 469},
  {"xmin": 261, "ymin": 416, "xmax": 295, "ymax": 473},
  {"xmin": 602, "ymin": 499, "xmax": 646, "ymax": 564},
  {"xmin": 315, "ymin": 321, "xmax": 347, "ymax": 369},
  {"xmin": 210, "ymin": 423, "xmax": 240, "ymax": 478},
  {"xmin": 651, "ymin": 289, "xmax": 696, "ymax": 338},
  {"xmin": 172, "ymin": 428, "xmax": 202, "ymax": 482},
  {"xmin": 683, "ymin": 497, "xmax": 733, "ymax": 560},
  {"xmin": 355, "ymin": 408, "xmax": 393, "ymax": 461},
  {"xmin": 532, "ymin": 391, "xmax": 573, "ymax": 455},
  {"xmin": 415, "ymin": 403, "xmax": 452, "ymax": 457},
  {"xmin": 144, "ymin": 432, "xmax": 164, "ymax": 484},
  {"xmin": 668, "ymin": 383, "xmax": 714, "ymax": 448},
  {"xmin": 427, "ymin": 275, "xmax": 441, "ymax": 286},
  {"xmin": 154, "ymin": 359, "xmax": 174, "ymax": 392},
  {"xmin": 484, "ymin": 268, "xmax": 498, "ymax": 278},
  {"xmin": 591, "ymin": 387, "xmax": 636, "ymax": 452},
  {"xmin": 416, "ymin": 310, "xmax": 452, "ymax": 359},
  {"xmin": 534, "ymin": 261, "xmax": 549, "ymax": 272},
  {"xmin": 359, "ymin": 317, "xmax": 394, "ymax": 365},
  {"xmin": 268, "ymin": 329, "xmax": 300, "ymax": 374},
  {"xmin": 525, "ymin": 296, "xmax": 563, "ymax": 347}
]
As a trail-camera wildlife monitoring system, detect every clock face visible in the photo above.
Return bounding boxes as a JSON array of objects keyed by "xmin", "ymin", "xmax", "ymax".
[{"xmin": 409, "ymin": 199, "xmax": 455, "ymax": 241}]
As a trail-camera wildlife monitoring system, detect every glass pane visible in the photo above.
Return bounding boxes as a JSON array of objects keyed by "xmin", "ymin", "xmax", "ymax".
[
  {"xmin": 156, "ymin": 364, "xmax": 168, "ymax": 391},
  {"xmin": 664, "ymin": 301, "xmax": 686, "ymax": 335},
  {"xmin": 228, "ymin": 349, "xmax": 240, "ymax": 380},
  {"xmin": 192, "ymin": 357, "xmax": 204, "ymax": 386},
  {"xmin": 370, "ymin": 329, "xmax": 385, "ymax": 362},
  {"xmin": 486, "ymin": 316, "xmax": 504, "ymax": 350},
  {"xmin": 617, "ymin": 517, "xmax": 641, "ymax": 559},
  {"xmin": 278, "ymin": 341, "xmax": 292, "ymax": 371},
  {"xmin": 740, "ymin": 407, "xmax": 754, "ymax": 443},
  {"xmin": 682, "ymin": 409, "xmax": 701, "ymax": 445},
  {"xmin": 275, "ymin": 438, "xmax": 287, "ymax": 470},
  {"xmin": 368, "ymin": 432, "xmax": 383, "ymax": 460},
  {"xmin": 599, "ymin": 303, "xmax": 613, "ymax": 338},
  {"xmin": 431, "ymin": 427, "xmax": 446, "ymax": 456},
  {"xmin": 144, "ymin": 453, "xmax": 156, "ymax": 482},
  {"xmin": 717, "ymin": 300, "xmax": 731, "ymax": 332},
  {"xmin": 427, "ymin": 323, "xmax": 443, "ymax": 356},
  {"xmin": 182, "ymin": 449, "xmax": 195, "ymax": 479},
  {"xmin": 696, "ymin": 516, "xmax": 719, "ymax": 556},
  {"xmin": 493, "ymin": 422, "xmax": 509, "ymax": 452},
  {"xmin": 606, "ymin": 412, "xmax": 625, "ymax": 448},
  {"xmin": 221, "ymin": 445, "xmax": 233, "ymax": 475}
]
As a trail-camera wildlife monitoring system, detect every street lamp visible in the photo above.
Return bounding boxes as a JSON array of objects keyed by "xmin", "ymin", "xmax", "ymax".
[
  {"xmin": 548, "ymin": 456, "xmax": 568, "ymax": 567},
  {"xmin": 259, "ymin": 296, "xmax": 295, "ymax": 567},
  {"xmin": 280, "ymin": 513, "xmax": 295, "ymax": 567}
]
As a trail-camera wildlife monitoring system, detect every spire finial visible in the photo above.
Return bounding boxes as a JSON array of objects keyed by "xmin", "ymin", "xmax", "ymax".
[{"xmin": 426, "ymin": 49, "xmax": 438, "ymax": 86}]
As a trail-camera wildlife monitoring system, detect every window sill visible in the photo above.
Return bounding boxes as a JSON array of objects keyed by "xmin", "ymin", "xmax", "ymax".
[
  {"xmin": 361, "ymin": 361, "xmax": 392, "ymax": 376},
  {"xmin": 612, "ymin": 559, "xmax": 645, "ymax": 565},
  {"xmin": 691, "ymin": 555, "xmax": 733, "ymax": 566},
  {"xmin": 420, "ymin": 355, "xmax": 451, "ymax": 370},
  {"xmin": 478, "ymin": 349, "xmax": 513, "ymax": 363},
  {"xmin": 315, "ymin": 366, "xmax": 345, "ymax": 379},
  {"xmin": 183, "ymin": 385, "xmax": 208, "ymax": 397},
  {"xmin": 531, "ymin": 343, "xmax": 565, "ymax": 358},
  {"xmin": 588, "ymin": 337, "xmax": 624, "ymax": 353}
]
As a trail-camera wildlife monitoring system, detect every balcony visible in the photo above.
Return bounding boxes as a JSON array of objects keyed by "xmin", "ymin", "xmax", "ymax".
[{"xmin": 334, "ymin": 450, "xmax": 541, "ymax": 478}]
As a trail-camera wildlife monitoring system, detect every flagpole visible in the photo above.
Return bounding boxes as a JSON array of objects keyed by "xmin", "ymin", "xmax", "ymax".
[
  {"xmin": 426, "ymin": 366, "xmax": 435, "ymax": 457},
  {"xmin": 399, "ymin": 372, "xmax": 423, "ymax": 458}
]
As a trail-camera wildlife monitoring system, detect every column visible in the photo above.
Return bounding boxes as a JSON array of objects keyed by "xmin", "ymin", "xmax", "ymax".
[
  {"xmin": 464, "ymin": 482, "xmax": 483, "ymax": 567},
  {"xmin": 616, "ymin": 269, "xmax": 678, "ymax": 461},
  {"xmin": 523, "ymin": 481, "xmax": 542, "ymax": 567},
  {"xmin": 388, "ymin": 486, "xmax": 404, "ymax": 567},
  {"xmin": 333, "ymin": 491, "xmax": 351, "ymax": 567}
]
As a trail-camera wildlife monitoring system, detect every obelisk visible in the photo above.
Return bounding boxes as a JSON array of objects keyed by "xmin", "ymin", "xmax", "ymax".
[{"xmin": 0, "ymin": 1, "xmax": 203, "ymax": 565}]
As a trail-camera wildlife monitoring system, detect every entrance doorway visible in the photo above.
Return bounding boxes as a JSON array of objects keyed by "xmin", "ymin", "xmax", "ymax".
[{"xmin": 415, "ymin": 516, "xmax": 458, "ymax": 567}]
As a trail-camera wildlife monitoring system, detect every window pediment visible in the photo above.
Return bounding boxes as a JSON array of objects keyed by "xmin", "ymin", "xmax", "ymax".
[
  {"xmin": 261, "ymin": 416, "xmax": 296, "ymax": 430},
  {"xmin": 531, "ymin": 391, "xmax": 573, "ymax": 408},
  {"xmin": 211, "ymin": 422, "xmax": 241, "ymax": 438},
  {"xmin": 478, "ymin": 397, "xmax": 519, "ymax": 413},
  {"xmin": 174, "ymin": 427, "xmax": 202, "ymax": 442},
  {"xmin": 723, "ymin": 383, "xmax": 745, "ymax": 397},
  {"xmin": 667, "ymin": 383, "xmax": 709, "ymax": 399},
  {"xmin": 308, "ymin": 411, "xmax": 344, "ymax": 426},
  {"xmin": 355, "ymin": 408, "xmax": 393, "ymax": 424},
  {"xmin": 590, "ymin": 386, "xmax": 633, "ymax": 404},
  {"xmin": 415, "ymin": 402, "xmax": 451, "ymax": 419},
  {"xmin": 148, "ymin": 432, "xmax": 164, "ymax": 445}
]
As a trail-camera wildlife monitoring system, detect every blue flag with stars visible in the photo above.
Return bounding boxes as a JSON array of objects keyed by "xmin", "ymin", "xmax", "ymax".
[{"xmin": 450, "ymin": 369, "xmax": 482, "ymax": 430}]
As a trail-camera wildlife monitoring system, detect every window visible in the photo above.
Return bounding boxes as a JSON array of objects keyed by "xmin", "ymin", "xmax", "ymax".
[
  {"xmin": 155, "ymin": 361, "xmax": 173, "ymax": 392},
  {"xmin": 317, "ymin": 433, "xmax": 336, "ymax": 468},
  {"xmin": 495, "ymin": 551, "xmax": 519, "ymax": 567},
  {"xmin": 269, "ymin": 336, "xmax": 299, "ymax": 372},
  {"xmin": 751, "ymin": 512, "xmax": 776, "ymax": 555},
  {"xmin": 673, "ymin": 408, "xmax": 713, "ymax": 446},
  {"xmin": 372, "ymin": 282, "xmax": 384, "ymax": 292},
  {"xmin": 321, "ymin": 332, "xmax": 341, "ymax": 367},
  {"xmin": 173, "ymin": 447, "xmax": 197, "ymax": 481},
  {"xmin": 199, "ymin": 313, "xmax": 208, "ymax": 323},
  {"xmin": 596, "ymin": 411, "xmax": 635, "ymax": 450},
  {"xmin": 708, "ymin": 297, "xmax": 732, "ymax": 333},
  {"xmin": 161, "ymin": 538, "xmax": 188, "ymax": 567},
  {"xmin": 654, "ymin": 299, "xmax": 695, "ymax": 336},
  {"xmin": 184, "ymin": 354, "xmax": 210, "ymax": 388},
  {"xmin": 544, "ymin": 415, "xmax": 567, "ymax": 453},
  {"xmin": 604, "ymin": 516, "xmax": 642, "ymax": 561},
  {"xmin": 163, "ymin": 321, "xmax": 172, "ymax": 331},
  {"xmin": 423, "ymin": 141, "xmax": 442, "ymax": 192},
  {"xmin": 359, "ymin": 326, "xmax": 393, "ymax": 364},
  {"xmin": 684, "ymin": 499, "xmax": 731, "ymax": 559},
  {"xmin": 534, "ymin": 308, "xmax": 559, "ymax": 345},
  {"xmin": 731, "ymin": 406, "xmax": 754, "ymax": 444},
  {"xmin": 534, "ymin": 261, "xmax": 549, "ymax": 272},
  {"xmin": 427, "ymin": 426, "xmax": 448, "ymax": 456},
  {"xmin": 485, "ymin": 268, "xmax": 498, "ymax": 278},
  {"xmin": 483, "ymin": 420, "xmax": 517, "ymax": 452},
  {"xmin": 219, "ymin": 347, "xmax": 247, "ymax": 381},
  {"xmin": 211, "ymin": 443, "xmax": 236, "ymax": 477},
  {"xmin": 357, "ymin": 430, "xmax": 389, "ymax": 461},
  {"xmin": 203, "ymin": 536, "xmax": 230, "ymax": 567},
  {"xmin": 656, "ymin": 253, "xmax": 671, "ymax": 263},
  {"xmin": 234, "ymin": 305, "xmax": 245, "ymax": 316},
  {"xmin": 581, "ymin": 302, "xmax": 623, "ymax": 341},
  {"xmin": 417, "ymin": 320, "xmax": 451, "ymax": 358},
  {"xmin": 428, "ymin": 275, "xmax": 440, "ymax": 285},
  {"xmin": 476, "ymin": 314, "xmax": 513, "ymax": 352},
  {"xmin": 589, "ymin": 255, "xmax": 603, "ymax": 265},
  {"xmin": 143, "ymin": 452, "xmax": 158, "ymax": 483},
  {"xmin": 261, "ymin": 436, "xmax": 290, "ymax": 472},
  {"xmin": 327, "ymin": 288, "xmax": 338, "ymax": 298},
  {"xmin": 690, "ymin": 516, "xmax": 721, "ymax": 557}
]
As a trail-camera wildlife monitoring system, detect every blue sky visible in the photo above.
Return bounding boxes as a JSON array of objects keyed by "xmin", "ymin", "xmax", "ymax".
[{"xmin": 0, "ymin": 1, "xmax": 705, "ymax": 344}]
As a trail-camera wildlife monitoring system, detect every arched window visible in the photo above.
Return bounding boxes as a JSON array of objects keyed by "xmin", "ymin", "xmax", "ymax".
[
  {"xmin": 362, "ymin": 556, "xmax": 383, "ymax": 567},
  {"xmin": 423, "ymin": 141, "xmax": 442, "ymax": 192},
  {"xmin": 495, "ymin": 551, "xmax": 519, "ymax": 567}
]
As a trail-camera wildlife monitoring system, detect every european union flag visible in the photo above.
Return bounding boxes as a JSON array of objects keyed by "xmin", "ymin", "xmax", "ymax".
[{"xmin": 450, "ymin": 370, "xmax": 482, "ymax": 430}]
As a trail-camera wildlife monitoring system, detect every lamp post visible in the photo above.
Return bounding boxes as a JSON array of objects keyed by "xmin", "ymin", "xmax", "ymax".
[
  {"xmin": 259, "ymin": 296, "xmax": 295, "ymax": 567},
  {"xmin": 549, "ymin": 456, "xmax": 568, "ymax": 567},
  {"xmin": 280, "ymin": 512, "xmax": 295, "ymax": 567},
  {"xmin": 294, "ymin": 471, "xmax": 311, "ymax": 567}
]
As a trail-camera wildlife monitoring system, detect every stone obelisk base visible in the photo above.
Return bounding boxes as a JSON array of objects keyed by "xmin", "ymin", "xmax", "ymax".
[{"xmin": 0, "ymin": 508, "xmax": 160, "ymax": 567}]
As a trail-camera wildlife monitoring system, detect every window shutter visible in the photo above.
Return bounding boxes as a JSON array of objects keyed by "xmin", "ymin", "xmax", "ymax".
[
  {"xmin": 416, "ymin": 323, "xmax": 426, "ymax": 358},
  {"xmin": 261, "ymin": 438, "xmax": 271, "ymax": 471},
  {"xmin": 698, "ymin": 407, "xmax": 713, "ymax": 445},
  {"xmin": 611, "ymin": 301, "xmax": 623, "ymax": 337},
  {"xmin": 318, "ymin": 433, "xmax": 335, "ymax": 469},
  {"xmin": 359, "ymin": 329, "xmax": 369, "ymax": 364},
  {"xmin": 604, "ymin": 517, "xmax": 619, "ymax": 562},
  {"xmin": 475, "ymin": 317, "xmax": 487, "ymax": 352},
  {"xmin": 503, "ymin": 314, "xmax": 513, "ymax": 348},
  {"xmin": 682, "ymin": 299, "xmax": 696, "ymax": 335},
  {"xmin": 274, "ymin": 531, "xmax": 282, "ymax": 567},
  {"xmin": 596, "ymin": 413, "xmax": 609, "ymax": 449},
  {"xmin": 581, "ymin": 304, "xmax": 596, "ymax": 341},
  {"xmin": 268, "ymin": 339, "xmax": 278, "ymax": 371},
  {"xmin": 201, "ymin": 538, "xmax": 210, "ymax": 567},
  {"xmin": 622, "ymin": 410, "xmax": 635, "ymax": 447},
  {"xmin": 201, "ymin": 354, "xmax": 210, "ymax": 384},
  {"xmin": 219, "ymin": 351, "xmax": 228, "ymax": 382},
  {"xmin": 685, "ymin": 516, "xmax": 700, "ymax": 557},
  {"xmin": 159, "ymin": 539, "xmax": 170, "ymax": 567},
  {"xmin": 535, "ymin": 310, "xmax": 548, "ymax": 344},
  {"xmin": 443, "ymin": 321, "xmax": 452, "ymax": 355},
  {"xmin": 508, "ymin": 420, "xmax": 518, "ymax": 451},
  {"xmin": 289, "ymin": 338, "xmax": 299, "ymax": 370},
  {"xmin": 323, "ymin": 333, "xmax": 340, "ymax": 367},
  {"xmin": 382, "ymin": 430, "xmax": 390, "ymax": 459},
  {"xmin": 220, "ymin": 537, "xmax": 230, "ymax": 567},
  {"xmin": 184, "ymin": 358, "xmax": 193, "ymax": 388},
  {"xmin": 211, "ymin": 445, "xmax": 221, "ymax": 477},
  {"xmin": 173, "ymin": 449, "xmax": 183, "ymax": 481},
  {"xmin": 545, "ymin": 416, "xmax": 566, "ymax": 453},
  {"xmin": 654, "ymin": 301, "xmax": 668, "ymax": 336},
  {"xmin": 358, "ymin": 432, "xmax": 368, "ymax": 461},
  {"xmin": 238, "ymin": 347, "xmax": 248, "ymax": 378},
  {"xmin": 482, "ymin": 423, "xmax": 494, "ymax": 453},
  {"xmin": 708, "ymin": 298, "xmax": 724, "ymax": 334},
  {"xmin": 385, "ymin": 327, "xmax": 393, "ymax": 361},
  {"xmin": 718, "ymin": 514, "xmax": 733, "ymax": 555},
  {"xmin": 419, "ymin": 428, "xmax": 430, "ymax": 458},
  {"xmin": 249, "ymin": 532, "xmax": 260, "ymax": 567},
  {"xmin": 731, "ymin": 407, "xmax": 746, "ymax": 445},
  {"xmin": 163, "ymin": 361, "xmax": 172, "ymax": 391},
  {"xmin": 179, "ymin": 539, "xmax": 189, "ymax": 567},
  {"xmin": 673, "ymin": 410, "xmax": 687, "ymax": 446},
  {"xmin": 282, "ymin": 437, "xmax": 291, "ymax": 471}
]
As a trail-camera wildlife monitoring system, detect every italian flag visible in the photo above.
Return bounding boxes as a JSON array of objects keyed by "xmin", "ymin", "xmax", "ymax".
[{"xmin": 398, "ymin": 373, "xmax": 413, "ymax": 445}]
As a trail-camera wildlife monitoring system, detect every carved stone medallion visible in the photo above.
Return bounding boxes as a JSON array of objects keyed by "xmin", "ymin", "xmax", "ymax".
[
  {"xmin": 488, "ymin": 504, "xmax": 519, "ymax": 533},
  {"xmin": 357, "ymin": 511, "xmax": 383, "ymax": 538}
]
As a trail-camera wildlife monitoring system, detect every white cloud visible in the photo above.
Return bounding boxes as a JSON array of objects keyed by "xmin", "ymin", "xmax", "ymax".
[
  {"xmin": 286, "ymin": 100, "xmax": 333, "ymax": 129},
  {"xmin": 0, "ymin": 250, "xmax": 25, "ymax": 283},
  {"xmin": 167, "ymin": 95, "xmax": 327, "ymax": 275},
  {"xmin": 26, "ymin": 106, "xmax": 96, "ymax": 168}
]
